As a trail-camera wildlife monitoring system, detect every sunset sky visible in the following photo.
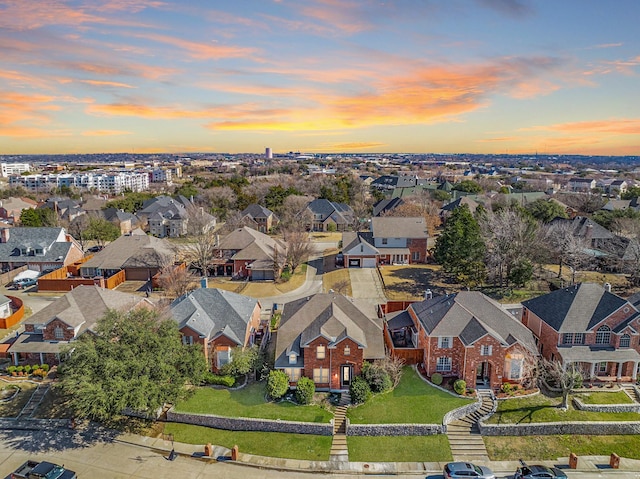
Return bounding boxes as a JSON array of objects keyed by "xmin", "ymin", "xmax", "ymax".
[{"xmin": 1, "ymin": 0, "xmax": 639, "ymax": 156}]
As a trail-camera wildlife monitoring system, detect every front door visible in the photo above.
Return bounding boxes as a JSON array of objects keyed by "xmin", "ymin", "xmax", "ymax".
[
  {"xmin": 341, "ymin": 365, "xmax": 352, "ymax": 388},
  {"xmin": 476, "ymin": 362, "xmax": 490, "ymax": 386}
]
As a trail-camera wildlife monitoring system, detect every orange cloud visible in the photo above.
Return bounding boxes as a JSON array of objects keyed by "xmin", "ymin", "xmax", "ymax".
[
  {"xmin": 80, "ymin": 79, "xmax": 136, "ymax": 89},
  {"xmin": 306, "ymin": 142, "xmax": 387, "ymax": 152},
  {"xmin": 81, "ymin": 130, "xmax": 132, "ymax": 136},
  {"xmin": 133, "ymin": 32, "xmax": 257, "ymax": 60},
  {"xmin": 525, "ymin": 119, "xmax": 640, "ymax": 135}
]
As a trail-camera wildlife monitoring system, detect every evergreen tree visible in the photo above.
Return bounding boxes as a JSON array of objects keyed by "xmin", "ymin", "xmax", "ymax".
[{"xmin": 434, "ymin": 205, "xmax": 485, "ymax": 286}]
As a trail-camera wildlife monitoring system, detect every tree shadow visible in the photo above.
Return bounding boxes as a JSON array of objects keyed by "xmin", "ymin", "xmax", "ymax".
[
  {"xmin": 0, "ymin": 422, "xmax": 119, "ymax": 453},
  {"xmin": 383, "ymin": 267, "xmax": 460, "ymax": 298}
]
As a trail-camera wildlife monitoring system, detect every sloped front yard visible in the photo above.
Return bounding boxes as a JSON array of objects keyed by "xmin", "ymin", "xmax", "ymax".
[
  {"xmin": 173, "ymin": 381, "xmax": 333, "ymax": 423},
  {"xmin": 347, "ymin": 367, "xmax": 473, "ymax": 424}
]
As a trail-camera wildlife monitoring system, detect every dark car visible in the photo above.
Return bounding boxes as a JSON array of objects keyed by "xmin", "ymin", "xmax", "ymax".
[
  {"xmin": 335, "ymin": 253, "xmax": 344, "ymax": 266},
  {"xmin": 514, "ymin": 465, "xmax": 567, "ymax": 479},
  {"xmin": 87, "ymin": 245, "xmax": 103, "ymax": 253},
  {"xmin": 444, "ymin": 462, "xmax": 495, "ymax": 479}
]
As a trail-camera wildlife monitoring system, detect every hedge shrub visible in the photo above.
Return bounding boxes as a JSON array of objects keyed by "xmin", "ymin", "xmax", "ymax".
[
  {"xmin": 350, "ymin": 376, "xmax": 371, "ymax": 404},
  {"xmin": 295, "ymin": 377, "xmax": 315, "ymax": 405},
  {"xmin": 266, "ymin": 370, "xmax": 290, "ymax": 400},
  {"xmin": 362, "ymin": 361, "xmax": 392, "ymax": 393},
  {"xmin": 431, "ymin": 373, "xmax": 443, "ymax": 385},
  {"xmin": 453, "ymin": 379, "xmax": 466, "ymax": 395},
  {"xmin": 204, "ymin": 372, "xmax": 236, "ymax": 387}
]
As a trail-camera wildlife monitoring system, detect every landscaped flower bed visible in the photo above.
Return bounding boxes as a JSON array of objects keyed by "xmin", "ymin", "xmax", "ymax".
[{"xmin": 4, "ymin": 364, "xmax": 50, "ymax": 379}]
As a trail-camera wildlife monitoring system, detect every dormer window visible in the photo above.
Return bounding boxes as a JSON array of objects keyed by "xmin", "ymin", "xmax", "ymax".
[
  {"xmin": 316, "ymin": 345, "xmax": 326, "ymax": 359},
  {"xmin": 54, "ymin": 327, "xmax": 64, "ymax": 340},
  {"xmin": 289, "ymin": 352, "xmax": 297, "ymax": 364},
  {"xmin": 35, "ymin": 248, "xmax": 44, "ymax": 255}
]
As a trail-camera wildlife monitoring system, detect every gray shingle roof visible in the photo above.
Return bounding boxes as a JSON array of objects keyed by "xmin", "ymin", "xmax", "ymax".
[
  {"xmin": 274, "ymin": 293, "xmax": 384, "ymax": 369},
  {"xmin": 522, "ymin": 283, "xmax": 630, "ymax": 332},
  {"xmin": 170, "ymin": 288, "xmax": 259, "ymax": 344},
  {"xmin": 371, "ymin": 217, "xmax": 428, "ymax": 239},
  {"xmin": 0, "ymin": 227, "xmax": 73, "ymax": 265},
  {"xmin": 80, "ymin": 234, "xmax": 175, "ymax": 270},
  {"xmin": 306, "ymin": 199, "xmax": 354, "ymax": 224},
  {"xmin": 241, "ymin": 204, "xmax": 275, "ymax": 220},
  {"xmin": 410, "ymin": 291, "xmax": 537, "ymax": 350}
]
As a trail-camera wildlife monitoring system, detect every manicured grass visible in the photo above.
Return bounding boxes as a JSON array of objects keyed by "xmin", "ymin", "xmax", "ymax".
[
  {"xmin": 348, "ymin": 435, "xmax": 452, "ymax": 462},
  {"xmin": 0, "ymin": 380, "xmax": 37, "ymax": 417},
  {"xmin": 347, "ymin": 367, "xmax": 472, "ymax": 424},
  {"xmin": 577, "ymin": 390, "xmax": 632, "ymax": 404},
  {"xmin": 174, "ymin": 382, "xmax": 333, "ymax": 423},
  {"xmin": 322, "ymin": 268, "xmax": 352, "ymax": 296},
  {"xmin": 164, "ymin": 422, "xmax": 332, "ymax": 461},
  {"xmin": 485, "ymin": 435, "xmax": 640, "ymax": 461},
  {"xmin": 487, "ymin": 392, "xmax": 640, "ymax": 423}
]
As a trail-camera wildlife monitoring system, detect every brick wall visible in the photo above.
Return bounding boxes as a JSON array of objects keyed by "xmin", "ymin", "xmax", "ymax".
[
  {"xmin": 407, "ymin": 238, "xmax": 428, "ymax": 263},
  {"xmin": 302, "ymin": 337, "xmax": 363, "ymax": 390},
  {"xmin": 43, "ymin": 318, "xmax": 76, "ymax": 341}
]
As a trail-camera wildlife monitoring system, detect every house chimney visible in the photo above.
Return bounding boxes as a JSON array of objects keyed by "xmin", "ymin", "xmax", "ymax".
[
  {"xmin": 604, "ymin": 282, "xmax": 611, "ymax": 293},
  {"xmin": 424, "ymin": 289, "xmax": 433, "ymax": 300},
  {"xmin": 585, "ymin": 223, "xmax": 593, "ymax": 241},
  {"xmin": 0, "ymin": 228, "xmax": 9, "ymax": 243}
]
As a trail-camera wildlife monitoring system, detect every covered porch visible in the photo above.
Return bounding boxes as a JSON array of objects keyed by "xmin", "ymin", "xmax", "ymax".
[
  {"xmin": 378, "ymin": 247, "xmax": 410, "ymax": 265},
  {"xmin": 559, "ymin": 346, "xmax": 640, "ymax": 382},
  {"xmin": 383, "ymin": 310, "xmax": 423, "ymax": 364}
]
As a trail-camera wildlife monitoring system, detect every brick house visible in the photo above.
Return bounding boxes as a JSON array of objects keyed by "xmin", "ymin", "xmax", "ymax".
[
  {"xmin": 240, "ymin": 204, "xmax": 279, "ymax": 233},
  {"xmin": 274, "ymin": 293, "xmax": 385, "ymax": 391},
  {"xmin": 384, "ymin": 291, "xmax": 537, "ymax": 390},
  {"xmin": 521, "ymin": 283, "xmax": 640, "ymax": 381},
  {"xmin": 306, "ymin": 199, "xmax": 354, "ymax": 232},
  {"xmin": 342, "ymin": 217, "xmax": 428, "ymax": 267},
  {"xmin": 7, "ymin": 285, "xmax": 151, "ymax": 365},
  {"xmin": 170, "ymin": 288, "xmax": 263, "ymax": 372}
]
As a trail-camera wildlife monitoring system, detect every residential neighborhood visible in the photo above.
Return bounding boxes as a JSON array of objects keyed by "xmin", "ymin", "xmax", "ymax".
[{"xmin": 3, "ymin": 152, "xmax": 640, "ymax": 471}]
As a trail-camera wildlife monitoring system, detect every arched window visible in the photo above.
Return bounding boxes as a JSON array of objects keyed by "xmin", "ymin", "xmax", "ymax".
[
  {"xmin": 620, "ymin": 334, "xmax": 631, "ymax": 348},
  {"xmin": 595, "ymin": 325, "xmax": 611, "ymax": 345}
]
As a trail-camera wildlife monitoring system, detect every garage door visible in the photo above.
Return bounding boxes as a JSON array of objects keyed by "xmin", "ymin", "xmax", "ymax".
[
  {"xmin": 349, "ymin": 259, "xmax": 361, "ymax": 267},
  {"xmin": 362, "ymin": 258, "xmax": 377, "ymax": 268}
]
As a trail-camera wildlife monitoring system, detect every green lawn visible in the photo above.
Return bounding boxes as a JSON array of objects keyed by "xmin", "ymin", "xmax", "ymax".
[
  {"xmin": 174, "ymin": 382, "xmax": 333, "ymax": 423},
  {"xmin": 164, "ymin": 423, "xmax": 332, "ymax": 461},
  {"xmin": 346, "ymin": 367, "xmax": 472, "ymax": 424},
  {"xmin": 577, "ymin": 390, "xmax": 632, "ymax": 404},
  {"xmin": 488, "ymin": 392, "xmax": 640, "ymax": 423},
  {"xmin": 485, "ymin": 435, "xmax": 640, "ymax": 461},
  {"xmin": 348, "ymin": 435, "xmax": 452, "ymax": 462}
]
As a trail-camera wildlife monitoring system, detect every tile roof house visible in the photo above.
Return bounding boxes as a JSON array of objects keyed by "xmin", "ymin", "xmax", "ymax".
[
  {"xmin": 170, "ymin": 288, "xmax": 262, "ymax": 371},
  {"xmin": 274, "ymin": 293, "xmax": 384, "ymax": 391},
  {"xmin": 79, "ymin": 230, "xmax": 176, "ymax": 282},
  {"xmin": 7, "ymin": 285, "xmax": 151, "ymax": 365},
  {"xmin": 212, "ymin": 226, "xmax": 286, "ymax": 280},
  {"xmin": 384, "ymin": 291, "xmax": 537, "ymax": 390},
  {"xmin": 306, "ymin": 199, "xmax": 354, "ymax": 232},
  {"xmin": 240, "ymin": 204, "xmax": 279, "ymax": 233},
  {"xmin": 521, "ymin": 283, "xmax": 640, "ymax": 381},
  {"xmin": 0, "ymin": 227, "xmax": 84, "ymax": 273},
  {"xmin": 342, "ymin": 217, "xmax": 428, "ymax": 267}
]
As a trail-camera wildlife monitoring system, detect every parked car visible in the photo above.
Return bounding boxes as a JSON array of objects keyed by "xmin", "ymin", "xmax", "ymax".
[
  {"xmin": 10, "ymin": 459, "xmax": 77, "ymax": 478},
  {"xmin": 514, "ymin": 465, "xmax": 567, "ymax": 479},
  {"xmin": 87, "ymin": 245, "xmax": 103, "ymax": 253},
  {"xmin": 12, "ymin": 277, "xmax": 38, "ymax": 290},
  {"xmin": 444, "ymin": 462, "xmax": 495, "ymax": 479}
]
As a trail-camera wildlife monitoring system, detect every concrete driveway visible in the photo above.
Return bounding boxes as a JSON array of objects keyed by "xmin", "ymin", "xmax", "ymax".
[{"xmin": 348, "ymin": 268, "xmax": 387, "ymax": 303}]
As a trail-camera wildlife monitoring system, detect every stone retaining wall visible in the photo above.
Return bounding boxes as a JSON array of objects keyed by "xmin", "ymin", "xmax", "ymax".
[
  {"xmin": 572, "ymin": 397, "xmax": 640, "ymax": 413},
  {"xmin": 167, "ymin": 409, "xmax": 333, "ymax": 436},
  {"xmin": 346, "ymin": 420, "xmax": 442, "ymax": 436},
  {"xmin": 443, "ymin": 396, "xmax": 483, "ymax": 426},
  {"xmin": 479, "ymin": 420, "xmax": 640, "ymax": 436}
]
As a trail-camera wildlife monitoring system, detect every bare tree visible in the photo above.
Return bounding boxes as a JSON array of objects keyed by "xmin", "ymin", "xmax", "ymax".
[
  {"xmin": 382, "ymin": 192, "xmax": 441, "ymax": 235},
  {"xmin": 283, "ymin": 229, "xmax": 313, "ymax": 274},
  {"xmin": 540, "ymin": 358, "xmax": 586, "ymax": 410},
  {"xmin": 332, "ymin": 279, "xmax": 350, "ymax": 295},
  {"xmin": 272, "ymin": 242, "xmax": 287, "ymax": 281},
  {"xmin": 278, "ymin": 194, "xmax": 313, "ymax": 231},
  {"xmin": 183, "ymin": 205, "xmax": 218, "ymax": 277},
  {"xmin": 157, "ymin": 262, "xmax": 197, "ymax": 302},
  {"xmin": 545, "ymin": 222, "xmax": 589, "ymax": 284}
]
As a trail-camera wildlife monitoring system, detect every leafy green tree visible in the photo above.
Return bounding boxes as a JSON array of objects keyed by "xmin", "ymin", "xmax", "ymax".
[
  {"xmin": 105, "ymin": 192, "xmax": 157, "ymax": 213},
  {"xmin": 220, "ymin": 345, "xmax": 259, "ymax": 378},
  {"xmin": 19, "ymin": 208, "xmax": 57, "ymax": 227},
  {"xmin": 349, "ymin": 375, "xmax": 371, "ymax": 404},
  {"xmin": 434, "ymin": 205, "xmax": 486, "ymax": 286},
  {"xmin": 58, "ymin": 308, "xmax": 207, "ymax": 422},
  {"xmin": 295, "ymin": 377, "xmax": 315, "ymax": 405},
  {"xmin": 433, "ymin": 190, "xmax": 451, "ymax": 202},
  {"xmin": 84, "ymin": 217, "xmax": 121, "ymax": 246},
  {"xmin": 452, "ymin": 180, "xmax": 482, "ymax": 194},
  {"xmin": 264, "ymin": 185, "xmax": 301, "ymax": 211},
  {"xmin": 361, "ymin": 361, "xmax": 392, "ymax": 393},
  {"xmin": 266, "ymin": 370, "xmax": 290, "ymax": 399},
  {"xmin": 508, "ymin": 259, "xmax": 534, "ymax": 287},
  {"xmin": 622, "ymin": 186, "xmax": 640, "ymax": 200},
  {"xmin": 525, "ymin": 199, "xmax": 568, "ymax": 223},
  {"xmin": 174, "ymin": 182, "xmax": 199, "ymax": 199}
]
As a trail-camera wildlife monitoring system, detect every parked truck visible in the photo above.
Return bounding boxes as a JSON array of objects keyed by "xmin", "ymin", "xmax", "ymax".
[{"xmin": 9, "ymin": 460, "xmax": 77, "ymax": 479}]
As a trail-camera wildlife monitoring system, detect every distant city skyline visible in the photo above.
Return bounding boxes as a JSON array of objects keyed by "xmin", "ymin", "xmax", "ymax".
[{"xmin": 1, "ymin": 1, "xmax": 639, "ymax": 156}]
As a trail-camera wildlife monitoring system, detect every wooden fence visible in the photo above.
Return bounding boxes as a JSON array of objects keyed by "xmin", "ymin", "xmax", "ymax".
[
  {"xmin": 0, "ymin": 266, "xmax": 28, "ymax": 287},
  {"xmin": 0, "ymin": 296, "xmax": 24, "ymax": 329},
  {"xmin": 383, "ymin": 327, "xmax": 423, "ymax": 364}
]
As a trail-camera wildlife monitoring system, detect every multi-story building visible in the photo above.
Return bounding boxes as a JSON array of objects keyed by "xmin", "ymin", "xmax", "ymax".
[
  {"xmin": 9, "ymin": 171, "xmax": 150, "ymax": 194},
  {"xmin": 1, "ymin": 163, "xmax": 30, "ymax": 177}
]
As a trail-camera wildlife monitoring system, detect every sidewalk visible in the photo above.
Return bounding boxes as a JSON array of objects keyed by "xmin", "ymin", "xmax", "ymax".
[{"xmin": 115, "ymin": 432, "xmax": 640, "ymax": 475}]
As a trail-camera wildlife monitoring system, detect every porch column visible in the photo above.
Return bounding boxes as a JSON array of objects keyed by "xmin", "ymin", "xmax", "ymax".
[
  {"xmin": 634, "ymin": 362, "xmax": 639, "ymax": 380},
  {"xmin": 39, "ymin": 353, "xmax": 44, "ymax": 364},
  {"xmin": 590, "ymin": 362, "xmax": 596, "ymax": 379},
  {"xmin": 617, "ymin": 362, "xmax": 623, "ymax": 380}
]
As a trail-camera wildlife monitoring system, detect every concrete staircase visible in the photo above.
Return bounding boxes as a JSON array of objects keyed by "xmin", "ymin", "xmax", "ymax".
[
  {"xmin": 18, "ymin": 382, "xmax": 50, "ymax": 419},
  {"xmin": 621, "ymin": 383, "xmax": 639, "ymax": 402},
  {"xmin": 446, "ymin": 388, "xmax": 494, "ymax": 462},
  {"xmin": 329, "ymin": 392, "xmax": 351, "ymax": 462}
]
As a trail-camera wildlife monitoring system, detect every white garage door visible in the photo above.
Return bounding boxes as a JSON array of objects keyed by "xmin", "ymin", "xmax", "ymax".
[{"xmin": 362, "ymin": 258, "xmax": 377, "ymax": 268}]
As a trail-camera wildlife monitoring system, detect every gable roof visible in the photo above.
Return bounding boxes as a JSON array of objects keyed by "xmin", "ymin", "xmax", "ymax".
[
  {"xmin": 0, "ymin": 227, "xmax": 73, "ymax": 264},
  {"xmin": 522, "ymin": 283, "xmax": 630, "ymax": 332},
  {"xmin": 216, "ymin": 227, "xmax": 285, "ymax": 261},
  {"xmin": 372, "ymin": 198, "xmax": 404, "ymax": 217},
  {"xmin": 274, "ymin": 293, "xmax": 384, "ymax": 368},
  {"xmin": 80, "ymin": 233, "xmax": 175, "ymax": 270},
  {"xmin": 410, "ymin": 291, "xmax": 537, "ymax": 351},
  {"xmin": 170, "ymin": 288, "xmax": 259, "ymax": 343},
  {"xmin": 24, "ymin": 285, "xmax": 148, "ymax": 333},
  {"xmin": 341, "ymin": 231, "xmax": 378, "ymax": 255},
  {"xmin": 306, "ymin": 199, "xmax": 354, "ymax": 224},
  {"xmin": 371, "ymin": 217, "xmax": 428, "ymax": 239},
  {"xmin": 241, "ymin": 204, "xmax": 275, "ymax": 219}
]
